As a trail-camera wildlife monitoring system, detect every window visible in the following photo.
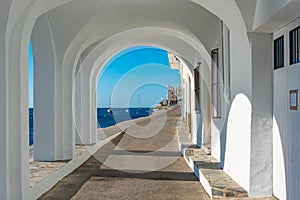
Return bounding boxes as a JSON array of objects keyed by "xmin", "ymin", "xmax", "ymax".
[
  {"xmin": 274, "ymin": 36, "xmax": 284, "ymax": 70},
  {"xmin": 211, "ymin": 48, "xmax": 221, "ymax": 118},
  {"xmin": 290, "ymin": 26, "xmax": 300, "ymax": 65},
  {"xmin": 194, "ymin": 65, "xmax": 200, "ymax": 111},
  {"xmin": 223, "ymin": 25, "xmax": 231, "ymax": 101}
]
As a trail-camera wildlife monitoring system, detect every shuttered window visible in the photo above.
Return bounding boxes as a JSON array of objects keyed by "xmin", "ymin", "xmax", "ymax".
[
  {"xmin": 194, "ymin": 67, "xmax": 200, "ymax": 111},
  {"xmin": 274, "ymin": 36, "xmax": 284, "ymax": 70},
  {"xmin": 211, "ymin": 49, "xmax": 221, "ymax": 118},
  {"xmin": 290, "ymin": 26, "xmax": 300, "ymax": 65}
]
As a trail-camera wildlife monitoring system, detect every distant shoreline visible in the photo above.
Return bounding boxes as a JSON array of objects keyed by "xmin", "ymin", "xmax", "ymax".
[{"xmin": 28, "ymin": 107, "xmax": 155, "ymax": 146}]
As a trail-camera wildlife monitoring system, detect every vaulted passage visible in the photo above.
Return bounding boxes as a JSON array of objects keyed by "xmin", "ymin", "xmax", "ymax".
[{"xmin": 1, "ymin": 0, "xmax": 300, "ymax": 199}]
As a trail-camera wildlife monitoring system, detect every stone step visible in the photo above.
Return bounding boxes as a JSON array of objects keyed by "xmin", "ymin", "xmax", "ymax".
[
  {"xmin": 202, "ymin": 145, "xmax": 211, "ymax": 155},
  {"xmin": 202, "ymin": 169, "xmax": 248, "ymax": 198},
  {"xmin": 183, "ymin": 145, "xmax": 201, "ymax": 157},
  {"xmin": 176, "ymin": 121, "xmax": 249, "ymax": 199},
  {"xmin": 213, "ymin": 197, "xmax": 278, "ymax": 200},
  {"xmin": 184, "ymin": 149, "xmax": 248, "ymax": 199}
]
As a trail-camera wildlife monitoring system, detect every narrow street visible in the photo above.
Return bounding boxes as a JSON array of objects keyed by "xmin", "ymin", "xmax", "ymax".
[{"xmin": 40, "ymin": 107, "xmax": 210, "ymax": 200}]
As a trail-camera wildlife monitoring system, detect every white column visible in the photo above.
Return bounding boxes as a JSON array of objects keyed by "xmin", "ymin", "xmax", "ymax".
[
  {"xmin": 186, "ymin": 76, "xmax": 192, "ymax": 132},
  {"xmin": 0, "ymin": 48, "xmax": 7, "ymax": 198},
  {"xmin": 75, "ymin": 67, "xmax": 83, "ymax": 145},
  {"xmin": 193, "ymin": 55, "xmax": 203, "ymax": 147},
  {"xmin": 3, "ymin": 10, "xmax": 30, "ymax": 199},
  {"xmin": 201, "ymin": 60, "xmax": 211, "ymax": 147},
  {"xmin": 222, "ymin": 25, "xmax": 252, "ymax": 193},
  {"xmin": 0, "ymin": 2, "xmax": 9, "ymax": 197},
  {"xmin": 63, "ymin": 70, "xmax": 75, "ymax": 160},
  {"xmin": 32, "ymin": 16, "xmax": 64, "ymax": 161},
  {"xmin": 249, "ymin": 32, "xmax": 273, "ymax": 197},
  {"xmin": 81, "ymin": 71, "xmax": 92, "ymax": 144},
  {"xmin": 91, "ymin": 83, "xmax": 97, "ymax": 143},
  {"xmin": 79, "ymin": 69, "xmax": 97, "ymax": 145},
  {"xmin": 75, "ymin": 67, "xmax": 96, "ymax": 145}
]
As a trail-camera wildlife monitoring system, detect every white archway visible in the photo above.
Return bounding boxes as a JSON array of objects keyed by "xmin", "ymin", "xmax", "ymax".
[
  {"xmin": 76, "ymin": 27, "xmax": 208, "ymax": 146},
  {"xmin": 1, "ymin": 0, "xmax": 259, "ymax": 199},
  {"xmin": 75, "ymin": 24, "xmax": 253, "ymax": 194}
]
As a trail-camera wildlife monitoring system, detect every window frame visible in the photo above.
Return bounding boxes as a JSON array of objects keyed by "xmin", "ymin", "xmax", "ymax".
[
  {"xmin": 289, "ymin": 26, "xmax": 300, "ymax": 65},
  {"xmin": 194, "ymin": 65, "xmax": 200, "ymax": 112},
  {"xmin": 274, "ymin": 36, "xmax": 285, "ymax": 70},
  {"xmin": 211, "ymin": 48, "xmax": 221, "ymax": 119}
]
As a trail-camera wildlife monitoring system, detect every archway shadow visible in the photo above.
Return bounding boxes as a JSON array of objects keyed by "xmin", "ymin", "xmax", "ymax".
[
  {"xmin": 39, "ymin": 106, "xmax": 199, "ymax": 200},
  {"xmin": 220, "ymin": 108, "xmax": 230, "ymax": 169},
  {"xmin": 39, "ymin": 132, "xmax": 125, "ymax": 200}
]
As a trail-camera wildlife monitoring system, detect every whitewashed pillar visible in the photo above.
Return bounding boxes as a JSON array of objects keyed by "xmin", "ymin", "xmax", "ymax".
[
  {"xmin": 91, "ymin": 82, "xmax": 97, "ymax": 143},
  {"xmin": 249, "ymin": 32, "xmax": 273, "ymax": 197},
  {"xmin": 2, "ymin": 6, "xmax": 30, "ymax": 199},
  {"xmin": 75, "ymin": 67, "xmax": 97, "ymax": 145},
  {"xmin": 80, "ymin": 71, "xmax": 92, "ymax": 144},
  {"xmin": 32, "ymin": 16, "xmax": 65, "ymax": 161},
  {"xmin": 201, "ymin": 60, "xmax": 211, "ymax": 147},
  {"xmin": 193, "ymin": 55, "xmax": 203, "ymax": 147},
  {"xmin": 75, "ymin": 68, "xmax": 83, "ymax": 145},
  {"xmin": 62, "ymin": 67, "xmax": 75, "ymax": 160},
  {"xmin": 79, "ymin": 67, "xmax": 97, "ymax": 145},
  {"xmin": 0, "ymin": 2, "xmax": 10, "ymax": 198}
]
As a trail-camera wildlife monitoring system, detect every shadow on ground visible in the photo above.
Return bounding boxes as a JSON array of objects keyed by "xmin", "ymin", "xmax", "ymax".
[{"xmin": 39, "ymin": 107, "xmax": 210, "ymax": 200}]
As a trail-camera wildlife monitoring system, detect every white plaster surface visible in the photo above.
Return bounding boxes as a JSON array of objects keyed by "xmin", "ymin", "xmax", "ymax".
[
  {"xmin": 224, "ymin": 94, "xmax": 251, "ymax": 192},
  {"xmin": 249, "ymin": 33, "xmax": 273, "ymax": 197},
  {"xmin": 273, "ymin": 19, "xmax": 300, "ymax": 199}
]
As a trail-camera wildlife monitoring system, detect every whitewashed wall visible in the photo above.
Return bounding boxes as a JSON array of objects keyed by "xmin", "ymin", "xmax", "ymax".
[
  {"xmin": 273, "ymin": 18, "xmax": 300, "ymax": 200},
  {"xmin": 211, "ymin": 21, "xmax": 231, "ymax": 164}
]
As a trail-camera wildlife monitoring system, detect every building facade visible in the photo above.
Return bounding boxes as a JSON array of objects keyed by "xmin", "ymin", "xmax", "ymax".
[{"xmin": 0, "ymin": 0, "xmax": 300, "ymax": 199}]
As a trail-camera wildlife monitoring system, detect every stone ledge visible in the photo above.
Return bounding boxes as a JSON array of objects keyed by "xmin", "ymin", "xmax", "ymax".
[
  {"xmin": 177, "ymin": 121, "xmax": 248, "ymax": 199},
  {"xmin": 185, "ymin": 149, "xmax": 248, "ymax": 199},
  {"xmin": 177, "ymin": 121, "xmax": 278, "ymax": 200}
]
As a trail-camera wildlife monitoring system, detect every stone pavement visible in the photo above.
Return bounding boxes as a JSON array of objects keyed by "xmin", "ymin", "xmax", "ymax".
[
  {"xmin": 39, "ymin": 106, "xmax": 211, "ymax": 200},
  {"xmin": 29, "ymin": 124, "xmax": 123, "ymax": 186}
]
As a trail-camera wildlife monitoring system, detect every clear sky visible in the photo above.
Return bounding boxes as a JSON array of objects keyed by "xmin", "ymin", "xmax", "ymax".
[
  {"xmin": 28, "ymin": 45, "xmax": 181, "ymax": 108},
  {"xmin": 97, "ymin": 46, "xmax": 181, "ymax": 108},
  {"xmin": 29, "ymin": 43, "xmax": 34, "ymax": 108}
]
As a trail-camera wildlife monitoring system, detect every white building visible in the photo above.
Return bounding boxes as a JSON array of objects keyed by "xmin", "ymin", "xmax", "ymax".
[{"xmin": 0, "ymin": 0, "xmax": 300, "ymax": 199}]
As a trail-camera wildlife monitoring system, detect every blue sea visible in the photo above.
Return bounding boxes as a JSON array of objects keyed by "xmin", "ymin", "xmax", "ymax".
[{"xmin": 28, "ymin": 108, "xmax": 153, "ymax": 146}]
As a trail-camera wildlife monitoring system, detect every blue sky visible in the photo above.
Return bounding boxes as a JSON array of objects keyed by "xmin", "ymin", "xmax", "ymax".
[
  {"xmin": 28, "ymin": 43, "xmax": 34, "ymax": 108},
  {"xmin": 28, "ymin": 45, "xmax": 181, "ymax": 108}
]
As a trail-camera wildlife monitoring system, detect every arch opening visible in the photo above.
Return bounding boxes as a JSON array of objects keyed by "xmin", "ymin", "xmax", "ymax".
[{"xmin": 95, "ymin": 46, "xmax": 181, "ymax": 130}]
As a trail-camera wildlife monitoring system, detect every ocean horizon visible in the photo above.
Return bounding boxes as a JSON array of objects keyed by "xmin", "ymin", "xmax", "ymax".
[{"xmin": 28, "ymin": 107, "xmax": 153, "ymax": 146}]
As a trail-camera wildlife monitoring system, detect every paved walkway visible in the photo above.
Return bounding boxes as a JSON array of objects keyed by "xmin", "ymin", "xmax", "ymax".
[
  {"xmin": 29, "ymin": 121, "xmax": 123, "ymax": 186},
  {"xmin": 40, "ymin": 106, "xmax": 210, "ymax": 200}
]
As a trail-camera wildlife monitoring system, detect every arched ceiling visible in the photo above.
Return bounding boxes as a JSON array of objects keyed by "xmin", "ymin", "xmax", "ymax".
[
  {"xmin": 79, "ymin": 27, "xmax": 210, "ymax": 81},
  {"xmin": 235, "ymin": 0, "xmax": 300, "ymax": 32},
  {"xmin": 39, "ymin": 0, "xmax": 220, "ymax": 61}
]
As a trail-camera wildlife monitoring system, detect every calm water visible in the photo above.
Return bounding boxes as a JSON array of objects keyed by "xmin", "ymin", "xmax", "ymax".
[{"xmin": 28, "ymin": 108, "xmax": 153, "ymax": 146}]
